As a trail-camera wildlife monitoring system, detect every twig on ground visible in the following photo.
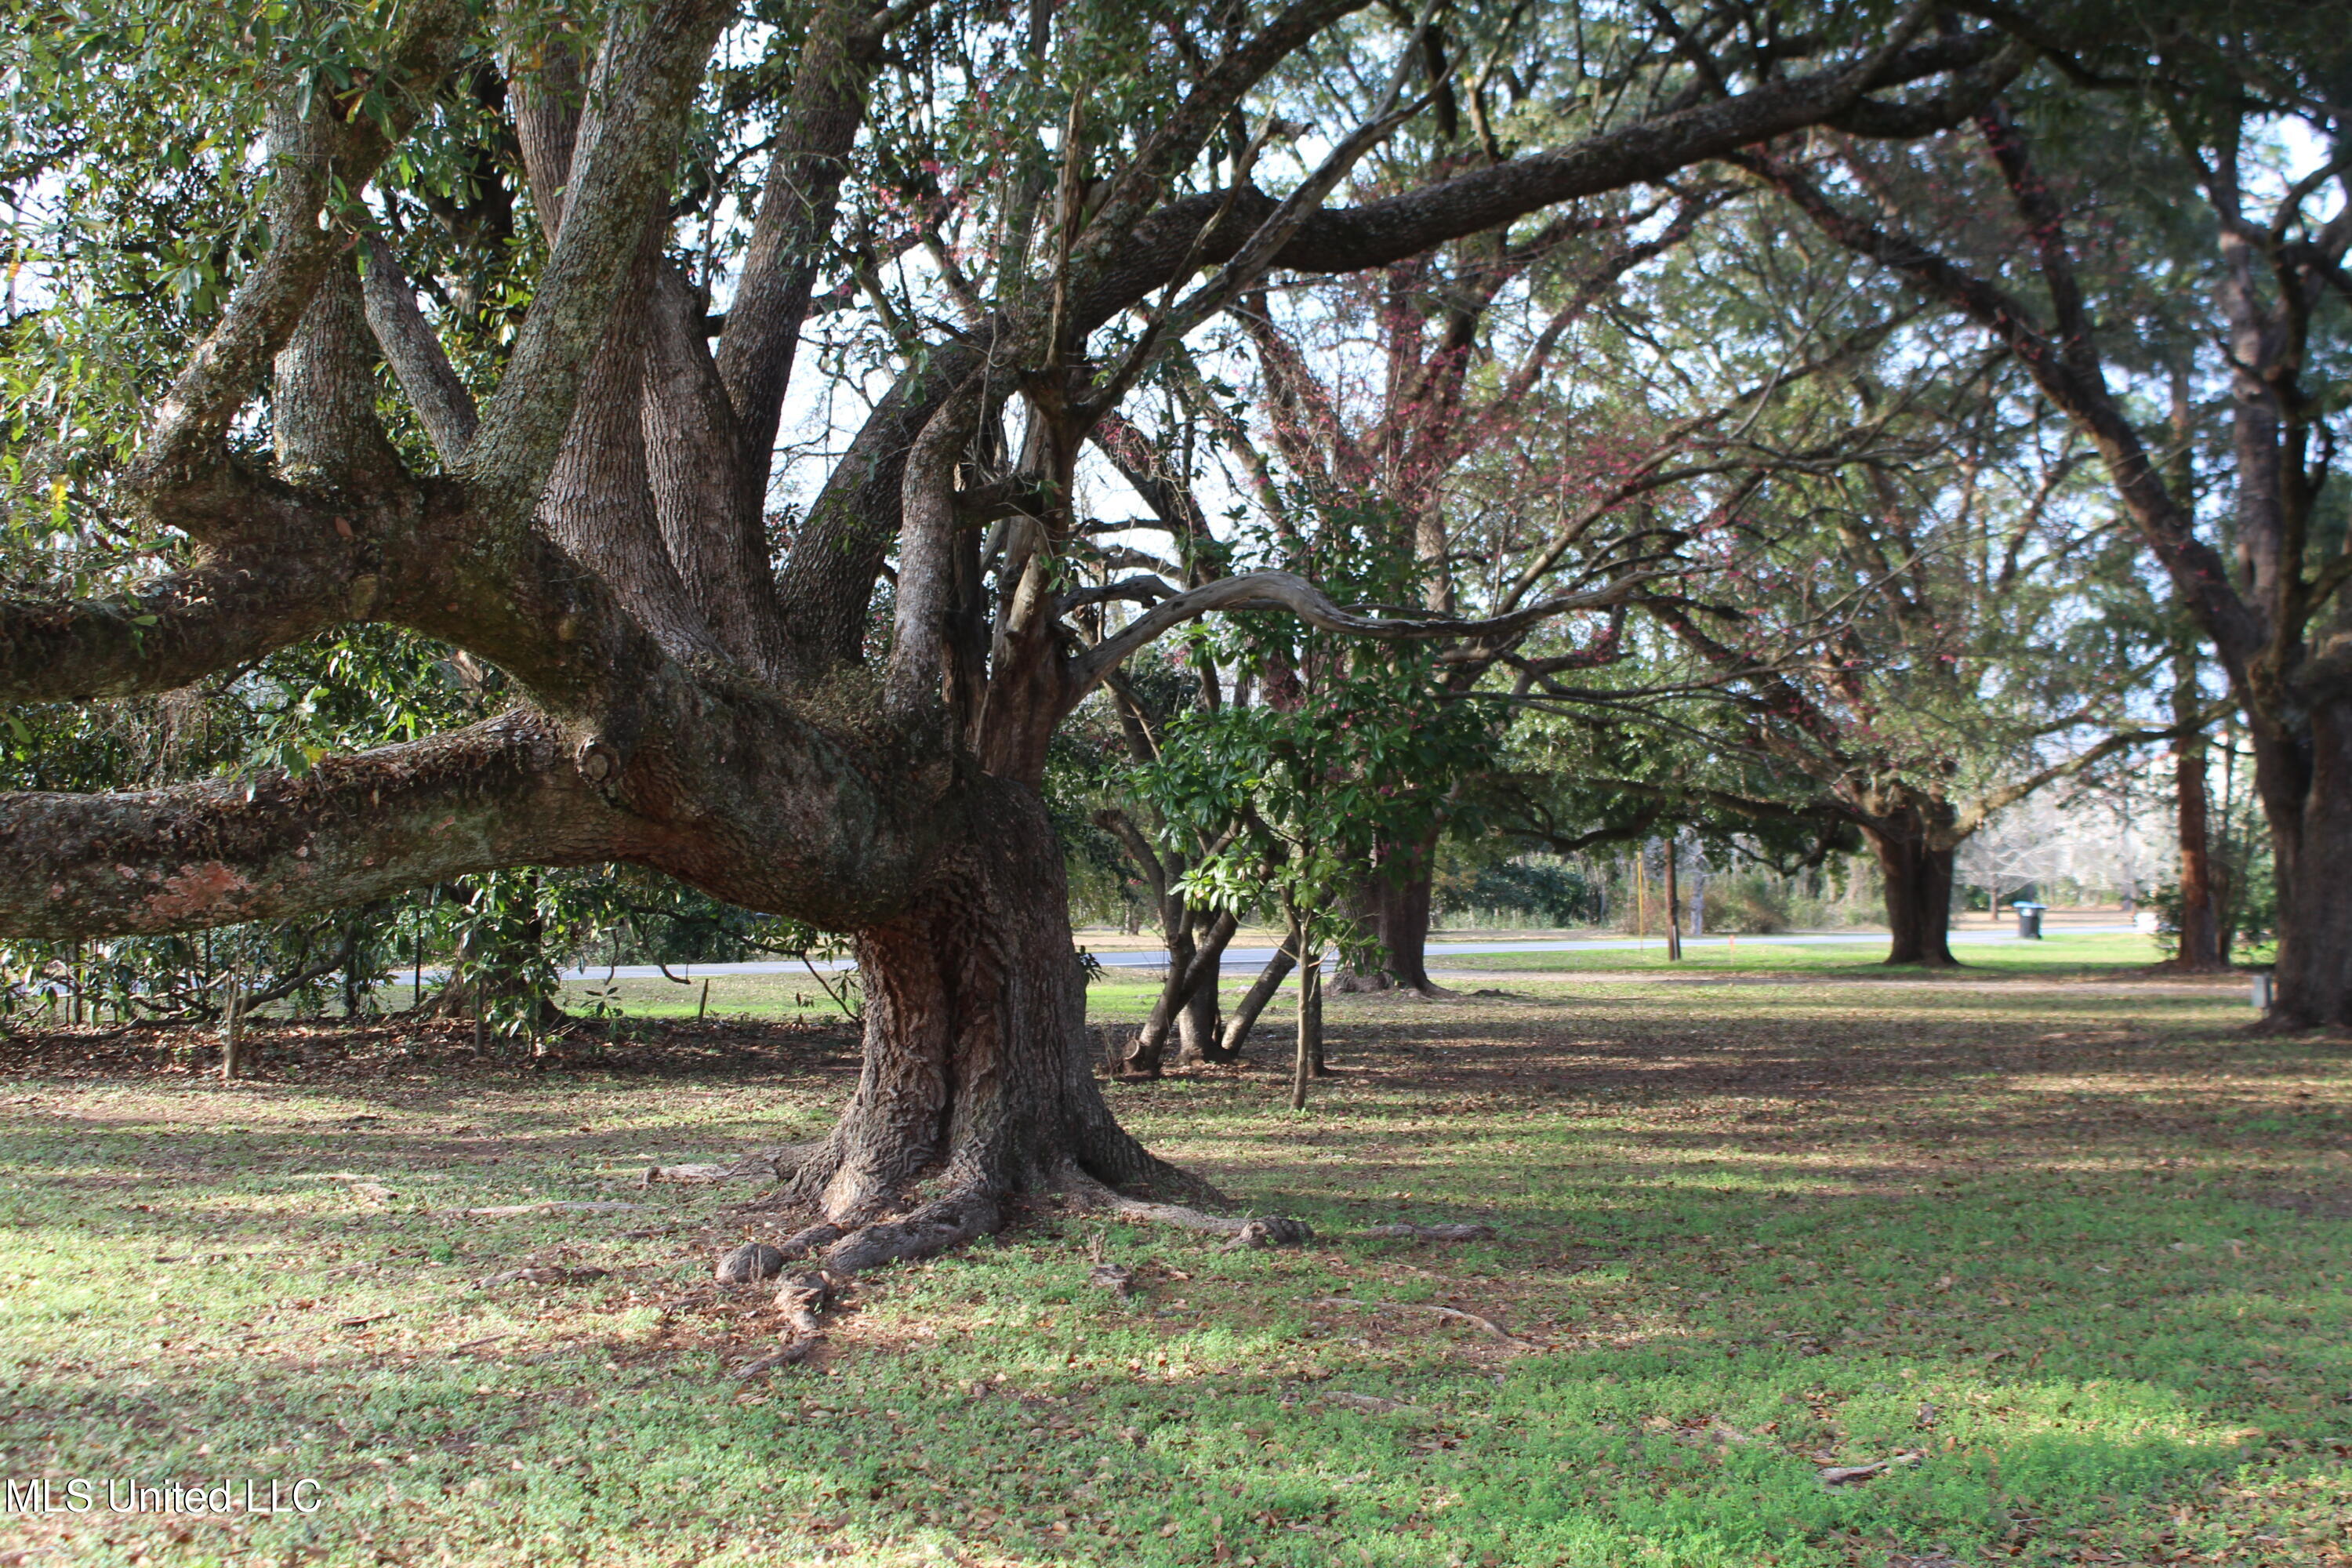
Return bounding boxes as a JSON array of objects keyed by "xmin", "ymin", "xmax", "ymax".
[
  {"xmin": 1364, "ymin": 1222, "xmax": 1497, "ymax": 1241},
  {"xmin": 1817, "ymin": 1452, "xmax": 1922, "ymax": 1486},
  {"xmin": 456, "ymin": 1201, "xmax": 652, "ymax": 1217},
  {"xmin": 1308, "ymin": 1296, "xmax": 1541, "ymax": 1349}
]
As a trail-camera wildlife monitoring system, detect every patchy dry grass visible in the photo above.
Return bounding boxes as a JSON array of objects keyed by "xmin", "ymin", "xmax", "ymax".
[{"xmin": 0, "ymin": 959, "xmax": 2345, "ymax": 1567}]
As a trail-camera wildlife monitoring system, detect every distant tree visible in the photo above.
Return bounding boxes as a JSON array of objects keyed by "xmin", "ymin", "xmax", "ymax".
[
  {"xmin": 1509, "ymin": 230, "xmax": 2176, "ymax": 964},
  {"xmin": 1737, "ymin": 2, "xmax": 2352, "ymax": 1018}
]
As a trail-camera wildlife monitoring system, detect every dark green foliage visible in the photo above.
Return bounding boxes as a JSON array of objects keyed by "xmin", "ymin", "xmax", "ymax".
[{"xmin": 1436, "ymin": 855, "xmax": 1601, "ymax": 926}]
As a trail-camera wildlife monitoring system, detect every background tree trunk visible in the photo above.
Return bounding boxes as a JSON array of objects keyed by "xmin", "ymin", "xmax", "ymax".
[
  {"xmin": 1217, "ymin": 946, "xmax": 1297, "ymax": 1058},
  {"xmin": 1869, "ymin": 820, "xmax": 1958, "ymax": 967},
  {"xmin": 1290, "ymin": 954, "xmax": 1323, "ymax": 1108},
  {"xmin": 1174, "ymin": 974, "xmax": 1224, "ymax": 1065},
  {"xmin": 1122, "ymin": 919, "xmax": 1198, "ymax": 1080},
  {"xmin": 1373, "ymin": 856, "xmax": 1444, "ymax": 994},
  {"xmin": 1334, "ymin": 829, "xmax": 1446, "ymax": 995},
  {"xmin": 2260, "ymin": 695, "xmax": 2352, "ymax": 1027},
  {"xmin": 1664, "ymin": 841, "xmax": 1683, "ymax": 961},
  {"xmin": 1127, "ymin": 905, "xmax": 1237, "ymax": 1076},
  {"xmin": 2169, "ymin": 653, "xmax": 2225, "ymax": 972}
]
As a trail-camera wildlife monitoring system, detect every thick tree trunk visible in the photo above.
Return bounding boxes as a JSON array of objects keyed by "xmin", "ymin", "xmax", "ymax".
[
  {"xmin": 2169, "ymin": 659, "xmax": 2226, "ymax": 972},
  {"xmin": 1374, "ymin": 862, "xmax": 1446, "ymax": 994},
  {"xmin": 2259, "ymin": 694, "xmax": 2352, "ymax": 1028},
  {"xmin": 773, "ymin": 783, "xmax": 1212, "ymax": 1275},
  {"xmin": 1868, "ymin": 822, "xmax": 1958, "ymax": 967},
  {"xmin": 1333, "ymin": 829, "xmax": 1448, "ymax": 996}
]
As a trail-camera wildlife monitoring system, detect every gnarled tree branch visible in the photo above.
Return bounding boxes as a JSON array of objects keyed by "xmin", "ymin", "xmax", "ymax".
[
  {"xmin": 463, "ymin": 0, "xmax": 732, "ymax": 525},
  {"xmin": 0, "ymin": 710, "xmax": 628, "ymax": 940},
  {"xmin": 359, "ymin": 236, "xmax": 481, "ymax": 463},
  {"xmin": 0, "ymin": 537, "xmax": 365, "ymax": 705},
  {"xmin": 125, "ymin": 4, "xmax": 467, "ymax": 519}
]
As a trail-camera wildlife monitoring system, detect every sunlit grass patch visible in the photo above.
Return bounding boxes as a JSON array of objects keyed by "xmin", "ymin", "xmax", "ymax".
[{"xmin": 0, "ymin": 975, "xmax": 2343, "ymax": 1566}]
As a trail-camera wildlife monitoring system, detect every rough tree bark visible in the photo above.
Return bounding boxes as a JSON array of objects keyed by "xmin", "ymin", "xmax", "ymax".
[
  {"xmin": 2258, "ymin": 699, "xmax": 2352, "ymax": 1023},
  {"xmin": 769, "ymin": 785, "xmax": 1211, "ymax": 1273}
]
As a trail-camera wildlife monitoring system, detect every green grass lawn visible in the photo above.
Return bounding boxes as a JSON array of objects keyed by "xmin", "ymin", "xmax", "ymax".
[
  {"xmin": 1422, "ymin": 931, "xmax": 2203, "ymax": 977},
  {"xmin": 1, "ymin": 954, "xmax": 2343, "ymax": 1566},
  {"xmin": 546, "ymin": 934, "xmax": 2223, "ymax": 1029}
]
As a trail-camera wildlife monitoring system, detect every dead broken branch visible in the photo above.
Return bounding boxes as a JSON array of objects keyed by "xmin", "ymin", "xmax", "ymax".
[
  {"xmin": 1308, "ymin": 1296, "xmax": 1541, "ymax": 1349},
  {"xmin": 1363, "ymin": 1222, "xmax": 1497, "ymax": 1242},
  {"xmin": 1817, "ymin": 1452, "xmax": 1923, "ymax": 1486}
]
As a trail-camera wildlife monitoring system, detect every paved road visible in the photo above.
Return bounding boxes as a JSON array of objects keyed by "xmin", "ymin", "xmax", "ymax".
[{"xmin": 556, "ymin": 925, "xmax": 2142, "ymax": 982}]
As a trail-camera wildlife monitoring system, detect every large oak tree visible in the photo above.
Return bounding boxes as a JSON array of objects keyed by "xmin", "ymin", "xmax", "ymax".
[{"xmin": 0, "ymin": 0, "xmax": 2022, "ymax": 1269}]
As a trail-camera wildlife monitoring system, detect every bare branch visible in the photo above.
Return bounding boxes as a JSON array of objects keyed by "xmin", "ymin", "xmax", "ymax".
[
  {"xmin": 1826, "ymin": 37, "xmax": 2034, "ymax": 137},
  {"xmin": 1059, "ymin": 575, "xmax": 1176, "ymax": 613},
  {"xmin": 463, "ymin": 0, "xmax": 732, "ymax": 525},
  {"xmin": 1067, "ymin": 568, "xmax": 1657, "ymax": 697},
  {"xmin": 1946, "ymin": 722, "xmax": 2190, "ymax": 840},
  {"xmin": 714, "ymin": 1, "xmax": 886, "ymax": 481}
]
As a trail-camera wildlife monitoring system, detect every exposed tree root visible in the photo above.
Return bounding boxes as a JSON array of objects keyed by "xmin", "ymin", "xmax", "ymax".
[
  {"xmin": 453, "ymin": 1200, "xmax": 652, "ymax": 1217},
  {"xmin": 654, "ymin": 1143, "xmax": 819, "ymax": 1188},
  {"xmin": 713, "ymin": 1243, "xmax": 786, "ymax": 1283},
  {"xmin": 1058, "ymin": 1165, "xmax": 1312, "ymax": 1249},
  {"xmin": 820, "ymin": 1191, "xmax": 1006, "ymax": 1275},
  {"xmin": 731, "ymin": 1339, "xmax": 818, "ymax": 1380},
  {"xmin": 773, "ymin": 1272, "xmax": 833, "ymax": 1333}
]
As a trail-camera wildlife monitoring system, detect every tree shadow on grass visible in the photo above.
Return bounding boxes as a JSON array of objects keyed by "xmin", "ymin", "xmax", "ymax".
[{"xmin": 0, "ymin": 989, "xmax": 2343, "ymax": 1566}]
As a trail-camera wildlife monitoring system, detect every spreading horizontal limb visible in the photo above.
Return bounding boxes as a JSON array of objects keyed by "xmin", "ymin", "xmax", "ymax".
[
  {"xmin": 0, "ymin": 538, "xmax": 365, "ymax": 705},
  {"xmin": 0, "ymin": 710, "xmax": 630, "ymax": 940}
]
